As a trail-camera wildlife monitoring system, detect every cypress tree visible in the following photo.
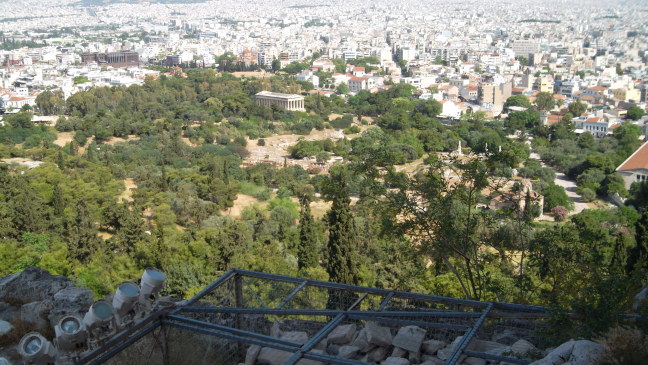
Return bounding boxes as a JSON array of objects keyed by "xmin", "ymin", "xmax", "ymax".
[
  {"xmin": 627, "ymin": 210, "xmax": 648, "ymax": 273},
  {"xmin": 56, "ymin": 150, "xmax": 65, "ymax": 170},
  {"xmin": 326, "ymin": 169, "xmax": 358, "ymax": 309},
  {"xmin": 298, "ymin": 195, "xmax": 318, "ymax": 270},
  {"xmin": 52, "ymin": 182, "xmax": 64, "ymax": 217}
]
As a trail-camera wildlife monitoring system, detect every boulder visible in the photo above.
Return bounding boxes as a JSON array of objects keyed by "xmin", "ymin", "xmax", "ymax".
[
  {"xmin": 511, "ymin": 339, "xmax": 538, "ymax": 356},
  {"xmin": 0, "ymin": 267, "xmax": 72, "ymax": 305},
  {"xmin": 257, "ymin": 347, "xmax": 293, "ymax": 365},
  {"xmin": 352, "ymin": 328, "xmax": 371, "ymax": 352},
  {"xmin": 20, "ymin": 301, "xmax": 51, "ymax": 332},
  {"xmin": 530, "ymin": 340, "xmax": 576, "ymax": 365},
  {"xmin": 408, "ymin": 351, "xmax": 421, "ymax": 364},
  {"xmin": 245, "ymin": 345, "xmax": 261, "ymax": 365},
  {"xmin": 327, "ymin": 343, "xmax": 340, "ymax": 356},
  {"xmin": 491, "ymin": 329, "xmax": 518, "ymax": 345},
  {"xmin": 421, "ymin": 340, "xmax": 445, "ymax": 355},
  {"xmin": 567, "ymin": 340, "xmax": 603, "ymax": 365},
  {"xmin": 0, "ymin": 301, "xmax": 18, "ymax": 322},
  {"xmin": 383, "ymin": 356, "xmax": 411, "ymax": 365},
  {"xmin": 392, "ymin": 326, "xmax": 426, "ymax": 352},
  {"xmin": 365, "ymin": 321, "xmax": 393, "ymax": 347},
  {"xmin": 338, "ymin": 345, "xmax": 360, "ymax": 359},
  {"xmin": 328, "ymin": 323, "xmax": 356, "ymax": 345},
  {"xmin": 367, "ymin": 346, "xmax": 389, "ymax": 363},
  {"xmin": 392, "ymin": 346, "xmax": 407, "ymax": 358},
  {"xmin": 280, "ymin": 331, "xmax": 309, "ymax": 344},
  {"xmin": 0, "ymin": 320, "xmax": 13, "ymax": 336}
]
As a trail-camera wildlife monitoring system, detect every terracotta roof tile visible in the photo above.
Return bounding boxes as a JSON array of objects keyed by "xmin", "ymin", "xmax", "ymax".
[{"xmin": 618, "ymin": 142, "xmax": 648, "ymax": 171}]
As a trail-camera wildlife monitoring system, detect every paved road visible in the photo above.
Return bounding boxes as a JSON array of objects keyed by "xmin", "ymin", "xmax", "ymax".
[{"xmin": 529, "ymin": 151, "xmax": 588, "ymax": 215}]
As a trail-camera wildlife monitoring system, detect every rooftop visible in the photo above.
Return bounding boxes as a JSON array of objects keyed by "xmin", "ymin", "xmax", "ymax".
[{"xmin": 617, "ymin": 141, "xmax": 648, "ymax": 171}]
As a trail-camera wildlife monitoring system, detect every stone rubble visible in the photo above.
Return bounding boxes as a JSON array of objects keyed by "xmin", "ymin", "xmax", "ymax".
[{"xmin": 245, "ymin": 321, "xmax": 565, "ymax": 365}]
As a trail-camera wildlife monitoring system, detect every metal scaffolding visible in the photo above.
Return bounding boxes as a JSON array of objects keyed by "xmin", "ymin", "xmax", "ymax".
[{"xmin": 76, "ymin": 269, "xmax": 562, "ymax": 365}]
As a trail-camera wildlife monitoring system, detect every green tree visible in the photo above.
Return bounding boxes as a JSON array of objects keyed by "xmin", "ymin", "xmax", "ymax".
[
  {"xmin": 336, "ymin": 83, "xmax": 349, "ymax": 95},
  {"xmin": 627, "ymin": 210, "xmax": 648, "ymax": 273},
  {"xmin": 542, "ymin": 184, "xmax": 574, "ymax": 212},
  {"xmin": 504, "ymin": 95, "xmax": 533, "ymax": 111},
  {"xmin": 535, "ymin": 92, "xmax": 555, "ymax": 111},
  {"xmin": 298, "ymin": 196, "xmax": 319, "ymax": 270},
  {"xmin": 627, "ymin": 105, "xmax": 645, "ymax": 121},
  {"xmin": 568, "ymin": 99, "xmax": 587, "ymax": 116},
  {"xmin": 326, "ymin": 167, "xmax": 358, "ymax": 308}
]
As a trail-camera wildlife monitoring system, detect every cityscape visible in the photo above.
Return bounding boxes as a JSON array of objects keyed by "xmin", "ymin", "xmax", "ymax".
[{"xmin": 1, "ymin": 0, "xmax": 648, "ymax": 364}]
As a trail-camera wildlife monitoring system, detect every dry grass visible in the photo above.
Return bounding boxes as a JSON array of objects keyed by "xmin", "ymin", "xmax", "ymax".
[
  {"xmin": 224, "ymin": 194, "xmax": 266, "ymax": 218},
  {"xmin": 102, "ymin": 135, "xmax": 140, "ymax": 146},
  {"xmin": 595, "ymin": 326, "xmax": 648, "ymax": 365},
  {"xmin": 53, "ymin": 131, "xmax": 74, "ymax": 147}
]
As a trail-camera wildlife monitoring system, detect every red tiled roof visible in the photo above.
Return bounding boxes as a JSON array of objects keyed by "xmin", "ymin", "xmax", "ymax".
[{"xmin": 617, "ymin": 142, "xmax": 648, "ymax": 171}]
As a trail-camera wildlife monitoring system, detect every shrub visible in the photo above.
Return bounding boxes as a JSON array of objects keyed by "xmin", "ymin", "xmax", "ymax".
[
  {"xmin": 580, "ymin": 187, "xmax": 596, "ymax": 202},
  {"xmin": 257, "ymin": 138, "xmax": 266, "ymax": 146},
  {"xmin": 551, "ymin": 206, "xmax": 568, "ymax": 221},
  {"xmin": 596, "ymin": 326, "xmax": 648, "ymax": 365}
]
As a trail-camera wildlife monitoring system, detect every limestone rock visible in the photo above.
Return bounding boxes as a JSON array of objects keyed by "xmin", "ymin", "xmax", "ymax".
[
  {"xmin": 421, "ymin": 340, "xmax": 445, "ymax": 355},
  {"xmin": 257, "ymin": 347, "xmax": 293, "ymax": 365},
  {"xmin": 383, "ymin": 356, "xmax": 411, "ymax": 365},
  {"xmin": 0, "ymin": 320, "xmax": 13, "ymax": 336},
  {"xmin": 492, "ymin": 329, "xmax": 518, "ymax": 345},
  {"xmin": 352, "ymin": 328, "xmax": 371, "ymax": 352},
  {"xmin": 328, "ymin": 323, "xmax": 356, "ymax": 345},
  {"xmin": 567, "ymin": 340, "xmax": 603, "ymax": 365},
  {"xmin": 392, "ymin": 346, "xmax": 407, "ymax": 358},
  {"xmin": 0, "ymin": 267, "xmax": 72, "ymax": 305},
  {"xmin": 408, "ymin": 351, "xmax": 421, "ymax": 364},
  {"xmin": 48, "ymin": 287, "xmax": 94, "ymax": 325},
  {"xmin": 367, "ymin": 346, "xmax": 389, "ymax": 363},
  {"xmin": 280, "ymin": 331, "xmax": 309, "ymax": 344},
  {"xmin": 0, "ymin": 301, "xmax": 18, "ymax": 322},
  {"xmin": 530, "ymin": 340, "xmax": 576, "ymax": 365},
  {"xmin": 365, "ymin": 321, "xmax": 393, "ymax": 347},
  {"xmin": 511, "ymin": 339, "xmax": 538, "ymax": 356},
  {"xmin": 462, "ymin": 357, "xmax": 486, "ymax": 365},
  {"xmin": 392, "ymin": 326, "xmax": 426, "ymax": 352},
  {"xmin": 245, "ymin": 345, "xmax": 261, "ymax": 365},
  {"xmin": 338, "ymin": 345, "xmax": 360, "ymax": 359},
  {"xmin": 20, "ymin": 301, "xmax": 51, "ymax": 332}
]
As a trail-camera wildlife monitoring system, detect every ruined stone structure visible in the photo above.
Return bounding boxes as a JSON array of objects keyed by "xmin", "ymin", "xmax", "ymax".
[{"xmin": 255, "ymin": 91, "xmax": 305, "ymax": 111}]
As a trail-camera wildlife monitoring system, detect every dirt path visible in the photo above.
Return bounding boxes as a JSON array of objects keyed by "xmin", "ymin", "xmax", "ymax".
[
  {"xmin": 119, "ymin": 178, "xmax": 137, "ymax": 202},
  {"xmin": 529, "ymin": 150, "xmax": 588, "ymax": 216}
]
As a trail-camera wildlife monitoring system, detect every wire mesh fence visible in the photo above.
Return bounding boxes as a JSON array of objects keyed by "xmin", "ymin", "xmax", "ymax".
[{"xmin": 78, "ymin": 269, "xmax": 583, "ymax": 365}]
